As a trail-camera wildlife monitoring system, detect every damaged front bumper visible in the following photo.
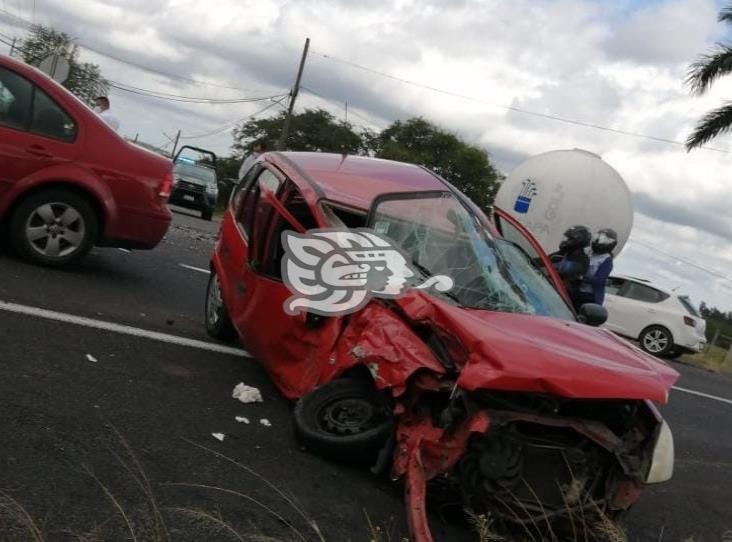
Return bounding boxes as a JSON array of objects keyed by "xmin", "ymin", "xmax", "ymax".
[{"xmin": 391, "ymin": 391, "xmax": 671, "ymax": 542}]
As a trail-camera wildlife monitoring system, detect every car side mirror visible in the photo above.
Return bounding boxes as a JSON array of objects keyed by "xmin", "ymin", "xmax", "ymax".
[{"xmin": 578, "ymin": 303, "xmax": 608, "ymax": 327}]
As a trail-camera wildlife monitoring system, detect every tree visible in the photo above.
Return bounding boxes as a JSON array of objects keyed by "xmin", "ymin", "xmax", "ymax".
[
  {"xmin": 20, "ymin": 24, "xmax": 109, "ymax": 106},
  {"xmin": 232, "ymin": 108, "xmax": 366, "ymax": 157},
  {"xmin": 686, "ymin": 2, "xmax": 732, "ymax": 149},
  {"xmin": 369, "ymin": 118, "xmax": 502, "ymax": 211}
]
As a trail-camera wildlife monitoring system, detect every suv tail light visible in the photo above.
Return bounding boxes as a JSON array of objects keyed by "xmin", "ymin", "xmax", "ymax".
[
  {"xmin": 159, "ymin": 171, "xmax": 174, "ymax": 200},
  {"xmin": 683, "ymin": 316, "xmax": 696, "ymax": 327}
]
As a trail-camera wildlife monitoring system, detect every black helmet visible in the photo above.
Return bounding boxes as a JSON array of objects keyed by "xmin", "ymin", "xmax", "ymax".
[
  {"xmin": 592, "ymin": 228, "xmax": 618, "ymax": 254},
  {"xmin": 559, "ymin": 225, "xmax": 592, "ymax": 252}
]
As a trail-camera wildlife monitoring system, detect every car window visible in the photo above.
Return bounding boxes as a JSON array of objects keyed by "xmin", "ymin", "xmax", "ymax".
[
  {"xmin": 0, "ymin": 66, "xmax": 33, "ymax": 131},
  {"xmin": 621, "ymin": 281, "xmax": 669, "ymax": 303},
  {"xmin": 30, "ymin": 86, "xmax": 77, "ymax": 142},
  {"xmin": 261, "ymin": 184, "xmax": 318, "ymax": 279},
  {"xmin": 678, "ymin": 295, "xmax": 701, "ymax": 317},
  {"xmin": 173, "ymin": 161, "xmax": 217, "ymax": 185},
  {"xmin": 606, "ymin": 277, "xmax": 625, "ymax": 295},
  {"xmin": 236, "ymin": 168, "xmax": 282, "ymax": 240}
]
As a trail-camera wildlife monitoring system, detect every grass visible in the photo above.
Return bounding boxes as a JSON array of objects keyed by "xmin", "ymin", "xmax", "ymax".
[
  {"xmin": 683, "ymin": 344, "xmax": 732, "ymax": 372},
  {"xmin": 1, "ymin": 426, "xmax": 731, "ymax": 541}
]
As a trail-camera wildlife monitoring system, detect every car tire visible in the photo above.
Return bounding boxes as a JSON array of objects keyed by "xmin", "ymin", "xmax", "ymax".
[
  {"xmin": 293, "ymin": 379, "xmax": 393, "ymax": 464},
  {"xmin": 205, "ymin": 270, "xmax": 236, "ymax": 342},
  {"xmin": 201, "ymin": 210, "xmax": 213, "ymax": 221},
  {"xmin": 639, "ymin": 325, "xmax": 674, "ymax": 358},
  {"xmin": 9, "ymin": 189, "xmax": 97, "ymax": 267}
]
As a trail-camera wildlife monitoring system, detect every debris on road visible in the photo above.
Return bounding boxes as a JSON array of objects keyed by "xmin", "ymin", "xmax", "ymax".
[
  {"xmin": 86, "ymin": 354, "xmax": 98, "ymax": 363},
  {"xmin": 232, "ymin": 382, "xmax": 263, "ymax": 404},
  {"xmin": 211, "ymin": 433, "xmax": 225, "ymax": 441},
  {"xmin": 235, "ymin": 416, "xmax": 250, "ymax": 424},
  {"xmin": 259, "ymin": 419, "xmax": 272, "ymax": 427}
]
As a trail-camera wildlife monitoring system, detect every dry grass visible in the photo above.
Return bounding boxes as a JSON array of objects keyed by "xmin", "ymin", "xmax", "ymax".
[
  {"xmin": 0, "ymin": 490, "xmax": 44, "ymax": 542},
  {"xmin": 683, "ymin": 345, "xmax": 731, "ymax": 372}
]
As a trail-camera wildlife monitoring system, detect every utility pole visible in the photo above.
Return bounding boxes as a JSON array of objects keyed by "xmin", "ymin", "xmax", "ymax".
[
  {"xmin": 9, "ymin": 38, "xmax": 16, "ymax": 56},
  {"xmin": 171, "ymin": 129, "xmax": 181, "ymax": 157},
  {"xmin": 278, "ymin": 38, "xmax": 310, "ymax": 150},
  {"xmin": 345, "ymin": 101, "xmax": 348, "ymax": 124}
]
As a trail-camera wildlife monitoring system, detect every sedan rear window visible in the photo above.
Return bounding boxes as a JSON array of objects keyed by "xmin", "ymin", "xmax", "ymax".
[{"xmin": 678, "ymin": 296, "xmax": 701, "ymax": 317}]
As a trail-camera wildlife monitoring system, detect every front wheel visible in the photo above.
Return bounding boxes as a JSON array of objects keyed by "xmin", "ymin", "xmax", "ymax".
[
  {"xmin": 639, "ymin": 325, "xmax": 674, "ymax": 357},
  {"xmin": 201, "ymin": 209, "xmax": 213, "ymax": 221},
  {"xmin": 9, "ymin": 189, "xmax": 97, "ymax": 266},
  {"xmin": 294, "ymin": 379, "xmax": 393, "ymax": 463},
  {"xmin": 205, "ymin": 270, "xmax": 236, "ymax": 341}
]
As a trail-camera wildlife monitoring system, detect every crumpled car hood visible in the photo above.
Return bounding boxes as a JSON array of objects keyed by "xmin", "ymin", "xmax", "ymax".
[{"xmin": 397, "ymin": 293, "xmax": 679, "ymax": 403}]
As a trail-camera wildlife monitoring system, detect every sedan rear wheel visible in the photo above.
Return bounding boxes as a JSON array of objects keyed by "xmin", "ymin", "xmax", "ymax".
[
  {"xmin": 9, "ymin": 189, "xmax": 97, "ymax": 266},
  {"xmin": 639, "ymin": 325, "xmax": 674, "ymax": 357}
]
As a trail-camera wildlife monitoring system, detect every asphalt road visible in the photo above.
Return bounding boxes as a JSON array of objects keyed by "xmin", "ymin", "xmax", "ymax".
[{"xmin": 1, "ymin": 206, "xmax": 731, "ymax": 541}]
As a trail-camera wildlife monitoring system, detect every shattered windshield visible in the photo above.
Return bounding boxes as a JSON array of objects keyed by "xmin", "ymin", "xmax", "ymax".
[{"xmin": 370, "ymin": 192, "xmax": 574, "ymax": 319}]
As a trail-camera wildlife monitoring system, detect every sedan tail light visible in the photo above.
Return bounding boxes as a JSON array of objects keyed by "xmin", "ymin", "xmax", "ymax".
[
  {"xmin": 683, "ymin": 316, "xmax": 696, "ymax": 327},
  {"xmin": 159, "ymin": 171, "xmax": 174, "ymax": 200}
]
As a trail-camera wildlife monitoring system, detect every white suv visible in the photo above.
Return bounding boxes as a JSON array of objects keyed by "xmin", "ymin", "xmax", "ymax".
[{"xmin": 604, "ymin": 275, "xmax": 707, "ymax": 358}]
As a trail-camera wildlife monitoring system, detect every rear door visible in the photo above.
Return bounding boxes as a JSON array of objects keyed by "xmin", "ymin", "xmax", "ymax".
[{"xmin": 0, "ymin": 65, "xmax": 80, "ymax": 202}]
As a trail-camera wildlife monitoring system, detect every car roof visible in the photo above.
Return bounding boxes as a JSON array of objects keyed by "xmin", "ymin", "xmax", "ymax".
[{"xmin": 272, "ymin": 152, "xmax": 448, "ymax": 210}]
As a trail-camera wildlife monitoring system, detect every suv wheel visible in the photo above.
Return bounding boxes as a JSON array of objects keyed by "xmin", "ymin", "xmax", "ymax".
[
  {"xmin": 9, "ymin": 189, "xmax": 97, "ymax": 266},
  {"xmin": 201, "ymin": 210, "xmax": 213, "ymax": 221},
  {"xmin": 639, "ymin": 325, "xmax": 674, "ymax": 357}
]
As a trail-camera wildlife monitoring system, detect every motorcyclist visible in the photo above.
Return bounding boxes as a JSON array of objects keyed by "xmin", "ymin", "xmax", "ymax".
[
  {"xmin": 549, "ymin": 225, "xmax": 591, "ymax": 310},
  {"xmin": 577, "ymin": 228, "xmax": 618, "ymax": 306}
]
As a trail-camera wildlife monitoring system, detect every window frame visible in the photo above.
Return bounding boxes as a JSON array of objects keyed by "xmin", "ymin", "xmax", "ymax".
[
  {"xmin": 232, "ymin": 165, "xmax": 284, "ymax": 243},
  {"xmin": 0, "ymin": 65, "xmax": 34, "ymax": 133}
]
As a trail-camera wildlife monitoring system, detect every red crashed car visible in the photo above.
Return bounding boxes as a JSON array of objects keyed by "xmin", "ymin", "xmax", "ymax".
[
  {"xmin": 0, "ymin": 55, "xmax": 172, "ymax": 266},
  {"xmin": 206, "ymin": 152, "xmax": 678, "ymax": 541}
]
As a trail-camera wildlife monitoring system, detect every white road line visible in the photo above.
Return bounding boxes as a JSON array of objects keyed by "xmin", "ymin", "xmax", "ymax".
[
  {"xmin": 180, "ymin": 263, "xmax": 211, "ymax": 274},
  {"xmin": 673, "ymin": 386, "xmax": 732, "ymax": 406},
  {"xmin": 118, "ymin": 248, "xmax": 131, "ymax": 253},
  {"xmin": 0, "ymin": 300, "xmax": 249, "ymax": 358}
]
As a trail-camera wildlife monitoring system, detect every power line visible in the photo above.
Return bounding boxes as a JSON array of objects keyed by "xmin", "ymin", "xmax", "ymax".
[
  {"xmin": 312, "ymin": 50, "xmax": 732, "ymax": 155},
  {"xmin": 108, "ymin": 81, "xmax": 287, "ymax": 105},
  {"xmin": 180, "ymin": 96, "xmax": 288, "ymax": 140},
  {"xmin": 628, "ymin": 238, "xmax": 732, "ymax": 284},
  {"xmin": 300, "ymin": 85, "xmax": 386, "ymax": 130}
]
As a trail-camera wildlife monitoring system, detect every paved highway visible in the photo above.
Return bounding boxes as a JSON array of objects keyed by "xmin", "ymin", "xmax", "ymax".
[{"xmin": 1, "ymin": 208, "xmax": 730, "ymax": 541}]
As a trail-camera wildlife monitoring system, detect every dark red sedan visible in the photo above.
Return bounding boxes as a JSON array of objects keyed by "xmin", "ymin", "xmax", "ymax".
[
  {"xmin": 207, "ymin": 152, "xmax": 678, "ymax": 541},
  {"xmin": 0, "ymin": 54, "xmax": 173, "ymax": 265}
]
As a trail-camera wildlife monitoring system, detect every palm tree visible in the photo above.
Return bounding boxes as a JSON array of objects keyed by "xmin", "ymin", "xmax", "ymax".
[{"xmin": 686, "ymin": 2, "xmax": 732, "ymax": 150}]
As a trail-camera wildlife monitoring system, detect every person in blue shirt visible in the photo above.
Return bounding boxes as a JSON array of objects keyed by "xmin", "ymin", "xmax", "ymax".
[
  {"xmin": 549, "ymin": 225, "xmax": 591, "ymax": 310},
  {"xmin": 577, "ymin": 228, "xmax": 618, "ymax": 307}
]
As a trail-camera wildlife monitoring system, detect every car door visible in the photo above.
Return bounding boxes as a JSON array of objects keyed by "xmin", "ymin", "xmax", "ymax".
[
  {"xmin": 0, "ymin": 66, "xmax": 80, "ymax": 202},
  {"xmin": 229, "ymin": 178, "xmax": 342, "ymax": 399},
  {"xmin": 602, "ymin": 277, "xmax": 629, "ymax": 335},
  {"xmin": 607, "ymin": 281, "xmax": 665, "ymax": 339},
  {"xmin": 216, "ymin": 165, "xmax": 283, "ymax": 325}
]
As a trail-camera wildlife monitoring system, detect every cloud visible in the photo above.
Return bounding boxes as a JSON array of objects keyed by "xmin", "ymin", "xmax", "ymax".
[{"xmin": 3, "ymin": 0, "xmax": 732, "ymax": 310}]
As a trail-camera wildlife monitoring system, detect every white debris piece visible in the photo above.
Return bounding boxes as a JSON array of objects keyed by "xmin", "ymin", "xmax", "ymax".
[
  {"xmin": 86, "ymin": 354, "xmax": 98, "ymax": 363},
  {"xmin": 232, "ymin": 383, "xmax": 263, "ymax": 404},
  {"xmin": 235, "ymin": 416, "xmax": 250, "ymax": 424},
  {"xmin": 211, "ymin": 433, "xmax": 225, "ymax": 442},
  {"xmin": 259, "ymin": 418, "xmax": 272, "ymax": 427}
]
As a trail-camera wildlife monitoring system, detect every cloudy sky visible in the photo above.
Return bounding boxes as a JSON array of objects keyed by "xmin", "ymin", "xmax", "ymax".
[{"xmin": 2, "ymin": 0, "xmax": 732, "ymax": 312}]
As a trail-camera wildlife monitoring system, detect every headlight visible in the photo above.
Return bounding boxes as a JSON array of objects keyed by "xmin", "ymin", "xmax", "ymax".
[{"xmin": 646, "ymin": 420, "xmax": 674, "ymax": 483}]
